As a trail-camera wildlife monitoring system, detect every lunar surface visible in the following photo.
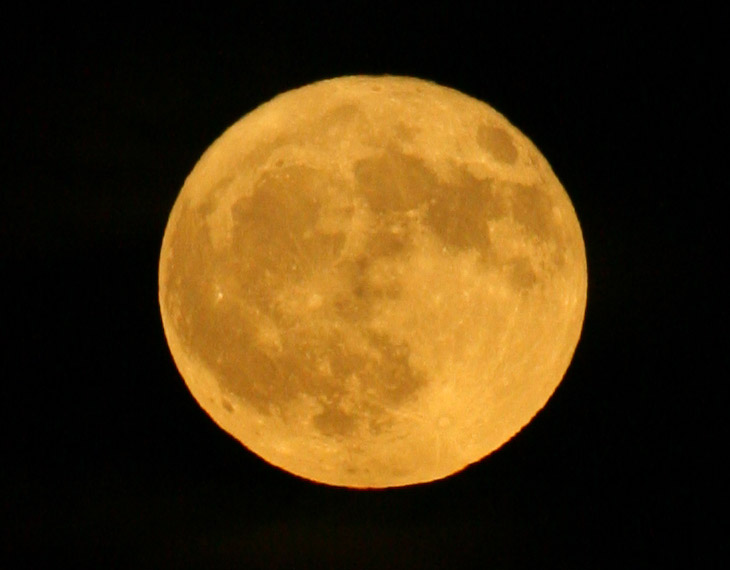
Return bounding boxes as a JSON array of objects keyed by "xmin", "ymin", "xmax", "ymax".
[{"xmin": 158, "ymin": 75, "xmax": 587, "ymax": 488}]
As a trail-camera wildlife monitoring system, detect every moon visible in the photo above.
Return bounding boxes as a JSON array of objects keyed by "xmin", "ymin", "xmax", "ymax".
[{"xmin": 158, "ymin": 75, "xmax": 587, "ymax": 488}]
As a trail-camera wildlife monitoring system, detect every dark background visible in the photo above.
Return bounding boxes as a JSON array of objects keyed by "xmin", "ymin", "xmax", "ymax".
[{"xmin": 1, "ymin": 6, "xmax": 713, "ymax": 569}]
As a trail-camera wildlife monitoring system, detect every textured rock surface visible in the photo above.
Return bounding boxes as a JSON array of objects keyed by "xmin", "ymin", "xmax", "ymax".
[{"xmin": 159, "ymin": 76, "xmax": 587, "ymax": 487}]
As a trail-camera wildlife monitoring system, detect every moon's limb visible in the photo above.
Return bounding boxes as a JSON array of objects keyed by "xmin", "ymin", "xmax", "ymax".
[{"xmin": 159, "ymin": 76, "xmax": 587, "ymax": 488}]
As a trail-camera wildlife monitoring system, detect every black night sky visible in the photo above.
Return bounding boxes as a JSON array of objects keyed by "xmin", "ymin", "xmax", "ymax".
[{"xmin": 1, "ymin": 6, "xmax": 712, "ymax": 569}]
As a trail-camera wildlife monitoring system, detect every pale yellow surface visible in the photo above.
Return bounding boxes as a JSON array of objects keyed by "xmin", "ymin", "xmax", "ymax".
[{"xmin": 158, "ymin": 76, "xmax": 587, "ymax": 488}]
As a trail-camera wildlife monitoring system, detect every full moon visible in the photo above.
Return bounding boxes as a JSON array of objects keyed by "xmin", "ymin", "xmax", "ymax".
[{"xmin": 159, "ymin": 75, "xmax": 587, "ymax": 488}]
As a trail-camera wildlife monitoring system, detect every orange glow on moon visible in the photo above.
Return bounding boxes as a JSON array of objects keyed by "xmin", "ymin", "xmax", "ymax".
[{"xmin": 158, "ymin": 75, "xmax": 587, "ymax": 488}]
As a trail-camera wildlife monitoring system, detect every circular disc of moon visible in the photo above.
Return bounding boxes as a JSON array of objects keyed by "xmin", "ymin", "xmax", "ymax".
[{"xmin": 159, "ymin": 75, "xmax": 587, "ymax": 488}]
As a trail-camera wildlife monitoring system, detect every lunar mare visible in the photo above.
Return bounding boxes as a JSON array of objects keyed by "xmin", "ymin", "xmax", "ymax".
[{"xmin": 159, "ymin": 76, "xmax": 587, "ymax": 488}]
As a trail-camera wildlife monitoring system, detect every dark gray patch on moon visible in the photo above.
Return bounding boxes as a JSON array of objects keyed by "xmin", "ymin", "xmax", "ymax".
[
  {"xmin": 509, "ymin": 183, "xmax": 559, "ymax": 243},
  {"xmin": 230, "ymin": 164, "xmax": 347, "ymax": 289},
  {"xmin": 427, "ymin": 177, "xmax": 496, "ymax": 254},
  {"xmin": 508, "ymin": 257, "xmax": 538, "ymax": 289},
  {"xmin": 477, "ymin": 124, "xmax": 518, "ymax": 164},
  {"xmin": 315, "ymin": 104, "xmax": 362, "ymax": 142},
  {"xmin": 164, "ymin": 179, "xmax": 429, "ymax": 438},
  {"xmin": 164, "ymin": 134, "xmax": 569, "ymax": 445},
  {"xmin": 313, "ymin": 406, "xmax": 358, "ymax": 437},
  {"xmin": 353, "ymin": 149, "xmax": 437, "ymax": 214},
  {"xmin": 394, "ymin": 121, "xmax": 418, "ymax": 142},
  {"xmin": 350, "ymin": 147, "xmax": 568, "ymax": 297}
]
